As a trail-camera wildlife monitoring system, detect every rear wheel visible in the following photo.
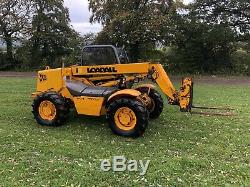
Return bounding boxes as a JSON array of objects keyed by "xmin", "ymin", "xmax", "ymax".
[
  {"xmin": 32, "ymin": 92, "xmax": 69, "ymax": 126},
  {"xmin": 107, "ymin": 98, "xmax": 149, "ymax": 137},
  {"xmin": 136, "ymin": 87, "xmax": 164, "ymax": 119}
]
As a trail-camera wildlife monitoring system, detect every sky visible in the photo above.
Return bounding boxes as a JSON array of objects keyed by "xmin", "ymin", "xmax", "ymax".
[
  {"xmin": 64, "ymin": 0, "xmax": 102, "ymax": 35},
  {"xmin": 64, "ymin": 0, "xmax": 193, "ymax": 35}
]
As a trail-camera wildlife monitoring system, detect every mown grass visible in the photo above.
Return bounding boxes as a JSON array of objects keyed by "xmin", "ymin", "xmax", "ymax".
[{"xmin": 0, "ymin": 77, "xmax": 249, "ymax": 186}]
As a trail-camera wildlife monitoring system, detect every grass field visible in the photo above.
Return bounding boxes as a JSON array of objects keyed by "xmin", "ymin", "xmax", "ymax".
[{"xmin": 0, "ymin": 77, "xmax": 249, "ymax": 186}]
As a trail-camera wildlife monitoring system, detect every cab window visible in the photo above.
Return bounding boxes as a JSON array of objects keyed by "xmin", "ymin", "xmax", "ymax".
[{"xmin": 82, "ymin": 47, "xmax": 118, "ymax": 66}]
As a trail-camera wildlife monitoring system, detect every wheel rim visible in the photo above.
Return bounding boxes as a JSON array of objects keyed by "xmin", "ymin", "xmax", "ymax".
[
  {"xmin": 114, "ymin": 107, "xmax": 137, "ymax": 131},
  {"xmin": 39, "ymin": 100, "xmax": 56, "ymax": 121}
]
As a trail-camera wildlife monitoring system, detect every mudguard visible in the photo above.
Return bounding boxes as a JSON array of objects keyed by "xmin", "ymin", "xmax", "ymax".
[
  {"xmin": 107, "ymin": 89, "xmax": 142, "ymax": 103},
  {"xmin": 134, "ymin": 84, "xmax": 156, "ymax": 90}
]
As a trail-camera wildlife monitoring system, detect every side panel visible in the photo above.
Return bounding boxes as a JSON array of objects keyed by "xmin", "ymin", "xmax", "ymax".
[
  {"xmin": 73, "ymin": 96, "xmax": 105, "ymax": 116},
  {"xmin": 36, "ymin": 68, "xmax": 63, "ymax": 92},
  {"xmin": 71, "ymin": 63, "xmax": 150, "ymax": 75}
]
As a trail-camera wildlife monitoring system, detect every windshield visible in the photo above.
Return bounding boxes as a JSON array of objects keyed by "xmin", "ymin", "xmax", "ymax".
[{"xmin": 82, "ymin": 46, "xmax": 118, "ymax": 66}]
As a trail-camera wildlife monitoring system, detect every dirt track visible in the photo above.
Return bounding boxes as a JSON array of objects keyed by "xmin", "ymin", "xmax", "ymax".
[
  {"xmin": 0, "ymin": 71, "xmax": 249, "ymax": 85},
  {"xmin": 0, "ymin": 71, "xmax": 36, "ymax": 78},
  {"xmin": 180, "ymin": 76, "xmax": 250, "ymax": 85}
]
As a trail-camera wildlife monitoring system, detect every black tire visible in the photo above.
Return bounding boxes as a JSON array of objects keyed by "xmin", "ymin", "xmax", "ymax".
[
  {"xmin": 32, "ymin": 92, "xmax": 69, "ymax": 126},
  {"xmin": 136, "ymin": 88, "xmax": 164, "ymax": 119},
  {"xmin": 106, "ymin": 98, "xmax": 149, "ymax": 137}
]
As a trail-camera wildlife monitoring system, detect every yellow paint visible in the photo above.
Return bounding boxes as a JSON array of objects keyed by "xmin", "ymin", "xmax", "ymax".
[
  {"xmin": 36, "ymin": 68, "xmax": 63, "ymax": 92},
  {"xmin": 71, "ymin": 77, "xmax": 94, "ymax": 85},
  {"xmin": 114, "ymin": 107, "xmax": 137, "ymax": 131},
  {"xmin": 88, "ymin": 75, "xmax": 116, "ymax": 81},
  {"xmin": 125, "ymin": 74, "xmax": 147, "ymax": 81},
  {"xmin": 178, "ymin": 78, "xmax": 193, "ymax": 111},
  {"xmin": 72, "ymin": 63, "xmax": 150, "ymax": 75},
  {"xmin": 38, "ymin": 100, "xmax": 56, "ymax": 121},
  {"xmin": 149, "ymin": 64, "xmax": 177, "ymax": 101},
  {"xmin": 135, "ymin": 84, "xmax": 156, "ymax": 90},
  {"xmin": 33, "ymin": 61, "xmax": 193, "ymax": 115},
  {"xmin": 60, "ymin": 87, "xmax": 74, "ymax": 100},
  {"xmin": 63, "ymin": 67, "xmax": 72, "ymax": 77},
  {"xmin": 73, "ymin": 96, "xmax": 105, "ymax": 116},
  {"xmin": 108, "ymin": 89, "xmax": 141, "ymax": 102}
]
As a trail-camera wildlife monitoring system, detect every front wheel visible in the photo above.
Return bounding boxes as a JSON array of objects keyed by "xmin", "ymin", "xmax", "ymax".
[
  {"xmin": 136, "ymin": 88, "xmax": 164, "ymax": 119},
  {"xmin": 32, "ymin": 92, "xmax": 69, "ymax": 126},
  {"xmin": 106, "ymin": 98, "xmax": 149, "ymax": 137}
]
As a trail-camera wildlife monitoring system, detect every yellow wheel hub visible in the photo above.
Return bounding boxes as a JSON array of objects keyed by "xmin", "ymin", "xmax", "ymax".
[
  {"xmin": 39, "ymin": 100, "xmax": 56, "ymax": 121},
  {"xmin": 114, "ymin": 107, "xmax": 137, "ymax": 131}
]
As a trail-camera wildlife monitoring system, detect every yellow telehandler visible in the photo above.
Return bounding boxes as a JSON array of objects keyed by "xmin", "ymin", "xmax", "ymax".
[{"xmin": 32, "ymin": 45, "xmax": 193, "ymax": 137}]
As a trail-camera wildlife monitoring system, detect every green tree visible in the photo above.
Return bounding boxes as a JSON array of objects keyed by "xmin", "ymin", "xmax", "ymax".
[
  {"xmin": 161, "ymin": 0, "xmax": 246, "ymax": 74},
  {"xmin": 0, "ymin": 0, "xmax": 31, "ymax": 65},
  {"xmin": 65, "ymin": 32, "xmax": 97, "ymax": 66},
  {"xmin": 29, "ymin": 0, "xmax": 74, "ymax": 67},
  {"xmin": 165, "ymin": 20, "xmax": 236, "ymax": 73},
  {"xmin": 192, "ymin": 0, "xmax": 250, "ymax": 36},
  {"xmin": 189, "ymin": 0, "xmax": 250, "ymax": 73},
  {"xmin": 89, "ymin": 0, "xmax": 179, "ymax": 61}
]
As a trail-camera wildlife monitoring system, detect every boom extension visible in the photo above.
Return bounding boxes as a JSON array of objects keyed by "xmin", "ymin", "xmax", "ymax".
[{"xmin": 149, "ymin": 64, "xmax": 193, "ymax": 112}]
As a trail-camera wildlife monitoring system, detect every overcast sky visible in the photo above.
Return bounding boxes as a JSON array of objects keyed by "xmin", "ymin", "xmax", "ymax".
[
  {"xmin": 64, "ymin": 0, "xmax": 192, "ymax": 35},
  {"xmin": 64, "ymin": 0, "xmax": 102, "ymax": 35}
]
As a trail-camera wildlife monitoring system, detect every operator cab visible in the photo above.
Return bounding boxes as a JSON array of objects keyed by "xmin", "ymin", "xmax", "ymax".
[{"xmin": 81, "ymin": 45, "xmax": 129, "ymax": 66}]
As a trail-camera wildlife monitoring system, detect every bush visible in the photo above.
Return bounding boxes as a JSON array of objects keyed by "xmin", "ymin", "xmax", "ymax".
[
  {"xmin": 231, "ymin": 49, "xmax": 250, "ymax": 75},
  {"xmin": 160, "ymin": 46, "xmax": 205, "ymax": 74}
]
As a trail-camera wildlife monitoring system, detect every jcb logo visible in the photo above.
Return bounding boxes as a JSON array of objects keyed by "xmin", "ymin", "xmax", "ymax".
[
  {"xmin": 87, "ymin": 67, "xmax": 117, "ymax": 73},
  {"xmin": 39, "ymin": 74, "xmax": 47, "ymax": 82}
]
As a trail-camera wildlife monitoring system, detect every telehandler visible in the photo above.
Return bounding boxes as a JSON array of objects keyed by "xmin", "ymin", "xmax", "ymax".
[{"xmin": 32, "ymin": 45, "xmax": 193, "ymax": 137}]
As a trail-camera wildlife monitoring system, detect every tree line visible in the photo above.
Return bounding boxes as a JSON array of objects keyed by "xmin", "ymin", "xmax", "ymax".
[
  {"xmin": 0, "ymin": 0, "xmax": 83, "ymax": 70},
  {"xmin": 0, "ymin": 0, "xmax": 249, "ymax": 74}
]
